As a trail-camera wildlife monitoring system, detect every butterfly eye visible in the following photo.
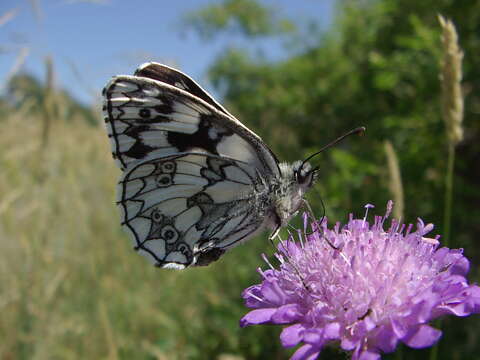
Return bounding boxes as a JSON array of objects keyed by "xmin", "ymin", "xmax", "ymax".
[
  {"xmin": 156, "ymin": 174, "xmax": 173, "ymax": 187},
  {"xmin": 161, "ymin": 225, "xmax": 179, "ymax": 244},
  {"xmin": 301, "ymin": 167, "xmax": 319, "ymax": 187},
  {"xmin": 161, "ymin": 161, "xmax": 176, "ymax": 174},
  {"xmin": 151, "ymin": 209, "xmax": 164, "ymax": 223}
]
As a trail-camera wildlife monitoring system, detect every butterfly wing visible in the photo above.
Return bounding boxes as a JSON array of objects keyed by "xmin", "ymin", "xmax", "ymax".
[
  {"xmin": 102, "ymin": 72, "xmax": 279, "ymax": 175},
  {"xmin": 118, "ymin": 152, "xmax": 270, "ymax": 269},
  {"xmin": 134, "ymin": 62, "xmax": 233, "ymax": 116},
  {"xmin": 103, "ymin": 65, "xmax": 282, "ymax": 268}
]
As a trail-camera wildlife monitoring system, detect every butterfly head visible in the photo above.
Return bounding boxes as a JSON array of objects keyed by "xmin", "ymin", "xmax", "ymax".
[
  {"xmin": 292, "ymin": 160, "xmax": 319, "ymax": 190},
  {"xmin": 272, "ymin": 161, "xmax": 318, "ymax": 229}
]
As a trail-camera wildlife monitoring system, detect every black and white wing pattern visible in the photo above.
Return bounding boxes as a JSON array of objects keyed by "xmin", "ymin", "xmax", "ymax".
[
  {"xmin": 102, "ymin": 63, "xmax": 282, "ymax": 269},
  {"xmin": 134, "ymin": 62, "xmax": 234, "ymax": 117},
  {"xmin": 118, "ymin": 152, "xmax": 271, "ymax": 269},
  {"xmin": 103, "ymin": 62, "xmax": 279, "ymax": 174}
]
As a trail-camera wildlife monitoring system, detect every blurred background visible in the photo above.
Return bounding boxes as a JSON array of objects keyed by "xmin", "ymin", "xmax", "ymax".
[{"xmin": 0, "ymin": 0, "xmax": 478, "ymax": 359}]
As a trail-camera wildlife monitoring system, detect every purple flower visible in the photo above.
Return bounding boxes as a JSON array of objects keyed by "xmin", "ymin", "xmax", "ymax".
[{"xmin": 240, "ymin": 202, "xmax": 480, "ymax": 360}]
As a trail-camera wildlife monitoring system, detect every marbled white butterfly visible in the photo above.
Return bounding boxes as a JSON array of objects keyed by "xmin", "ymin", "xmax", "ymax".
[{"xmin": 103, "ymin": 62, "xmax": 361, "ymax": 269}]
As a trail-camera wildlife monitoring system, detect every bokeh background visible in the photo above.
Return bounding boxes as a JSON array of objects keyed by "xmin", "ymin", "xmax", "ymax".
[{"xmin": 0, "ymin": 0, "xmax": 478, "ymax": 359}]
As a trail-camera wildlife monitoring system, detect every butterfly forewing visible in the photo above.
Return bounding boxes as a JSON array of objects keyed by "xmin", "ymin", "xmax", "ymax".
[
  {"xmin": 103, "ymin": 74, "xmax": 279, "ymax": 175},
  {"xmin": 135, "ymin": 62, "xmax": 232, "ymax": 116}
]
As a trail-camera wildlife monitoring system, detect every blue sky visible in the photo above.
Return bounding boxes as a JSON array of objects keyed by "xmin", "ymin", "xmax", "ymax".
[{"xmin": 1, "ymin": 0, "xmax": 335, "ymax": 105}]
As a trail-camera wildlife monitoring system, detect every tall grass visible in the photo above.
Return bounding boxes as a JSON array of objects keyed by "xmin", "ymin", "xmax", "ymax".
[
  {"xmin": 438, "ymin": 15, "xmax": 464, "ymax": 248},
  {"xmin": 384, "ymin": 140, "xmax": 404, "ymax": 220},
  {"xmin": 0, "ymin": 92, "xmax": 280, "ymax": 359},
  {"xmin": 0, "ymin": 8, "xmax": 282, "ymax": 358}
]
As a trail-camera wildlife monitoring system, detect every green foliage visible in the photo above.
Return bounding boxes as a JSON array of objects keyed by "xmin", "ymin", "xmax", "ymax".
[
  {"xmin": 183, "ymin": 0, "xmax": 295, "ymax": 39},
  {"xmin": 202, "ymin": 0, "xmax": 480, "ymax": 358},
  {"xmin": 0, "ymin": 91, "xmax": 283, "ymax": 359},
  {"xmin": 207, "ymin": 0, "xmax": 480, "ymax": 250}
]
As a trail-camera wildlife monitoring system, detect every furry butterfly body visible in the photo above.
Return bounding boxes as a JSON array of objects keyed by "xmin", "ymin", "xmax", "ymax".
[{"xmin": 103, "ymin": 63, "xmax": 317, "ymax": 269}]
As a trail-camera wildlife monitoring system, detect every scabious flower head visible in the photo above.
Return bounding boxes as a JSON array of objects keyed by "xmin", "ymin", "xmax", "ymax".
[{"xmin": 240, "ymin": 202, "xmax": 480, "ymax": 360}]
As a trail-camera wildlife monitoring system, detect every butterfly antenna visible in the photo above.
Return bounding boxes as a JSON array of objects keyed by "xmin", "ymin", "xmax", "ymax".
[{"xmin": 299, "ymin": 126, "xmax": 366, "ymax": 173}]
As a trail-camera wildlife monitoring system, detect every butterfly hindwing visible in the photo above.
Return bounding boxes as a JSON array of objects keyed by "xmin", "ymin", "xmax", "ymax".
[
  {"xmin": 103, "ymin": 75, "xmax": 279, "ymax": 175},
  {"xmin": 118, "ymin": 152, "xmax": 270, "ymax": 268}
]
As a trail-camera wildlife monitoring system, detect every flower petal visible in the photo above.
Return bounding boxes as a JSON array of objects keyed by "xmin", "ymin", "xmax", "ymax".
[
  {"xmin": 391, "ymin": 317, "xmax": 408, "ymax": 338},
  {"xmin": 239, "ymin": 308, "xmax": 276, "ymax": 327},
  {"xmin": 438, "ymin": 286, "xmax": 480, "ymax": 316},
  {"xmin": 465, "ymin": 285, "xmax": 480, "ymax": 313},
  {"xmin": 303, "ymin": 329, "xmax": 324, "ymax": 345},
  {"xmin": 280, "ymin": 324, "xmax": 304, "ymax": 348},
  {"xmin": 437, "ymin": 303, "xmax": 470, "ymax": 317},
  {"xmin": 291, "ymin": 344, "xmax": 320, "ymax": 360},
  {"xmin": 271, "ymin": 303, "xmax": 303, "ymax": 324},
  {"xmin": 433, "ymin": 247, "xmax": 449, "ymax": 263},
  {"xmin": 402, "ymin": 325, "xmax": 442, "ymax": 348},
  {"xmin": 242, "ymin": 285, "xmax": 265, "ymax": 308},
  {"xmin": 407, "ymin": 296, "xmax": 439, "ymax": 323},
  {"xmin": 340, "ymin": 337, "xmax": 358, "ymax": 351},
  {"xmin": 278, "ymin": 239, "xmax": 301, "ymax": 258},
  {"xmin": 261, "ymin": 280, "xmax": 286, "ymax": 305},
  {"xmin": 324, "ymin": 322, "xmax": 341, "ymax": 339},
  {"xmin": 449, "ymin": 252, "xmax": 469, "ymax": 276},
  {"xmin": 374, "ymin": 325, "xmax": 399, "ymax": 353}
]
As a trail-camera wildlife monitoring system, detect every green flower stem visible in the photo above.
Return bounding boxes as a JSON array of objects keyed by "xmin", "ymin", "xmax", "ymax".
[
  {"xmin": 429, "ymin": 320, "xmax": 441, "ymax": 360},
  {"xmin": 430, "ymin": 143, "xmax": 456, "ymax": 360},
  {"xmin": 443, "ymin": 143, "xmax": 455, "ymax": 248}
]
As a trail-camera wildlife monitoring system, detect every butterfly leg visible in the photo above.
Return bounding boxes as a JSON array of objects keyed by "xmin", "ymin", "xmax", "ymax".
[
  {"xmin": 301, "ymin": 199, "xmax": 339, "ymax": 251},
  {"xmin": 302, "ymin": 199, "xmax": 315, "ymax": 217},
  {"xmin": 268, "ymin": 224, "xmax": 281, "ymax": 241}
]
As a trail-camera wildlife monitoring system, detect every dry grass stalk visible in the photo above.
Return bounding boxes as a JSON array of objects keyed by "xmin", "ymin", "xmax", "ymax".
[
  {"xmin": 41, "ymin": 56, "xmax": 56, "ymax": 148},
  {"xmin": 384, "ymin": 140, "xmax": 404, "ymax": 220},
  {"xmin": 438, "ymin": 15, "xmax": 464, "ymax": 146},
  {"xmin": 438, "ymin": 15, "xmax": 465, "ymax": 248},
  {"xmin": 3, "ymin": 47, "xmax": 29, "ymax": 90},
  {"xmin": 0, "ymin": 106, "xmax": 254, "ymax": 359},
  {"xmin": 98, "ymin": 301, "xmax": 119, "ymax": 360}
]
